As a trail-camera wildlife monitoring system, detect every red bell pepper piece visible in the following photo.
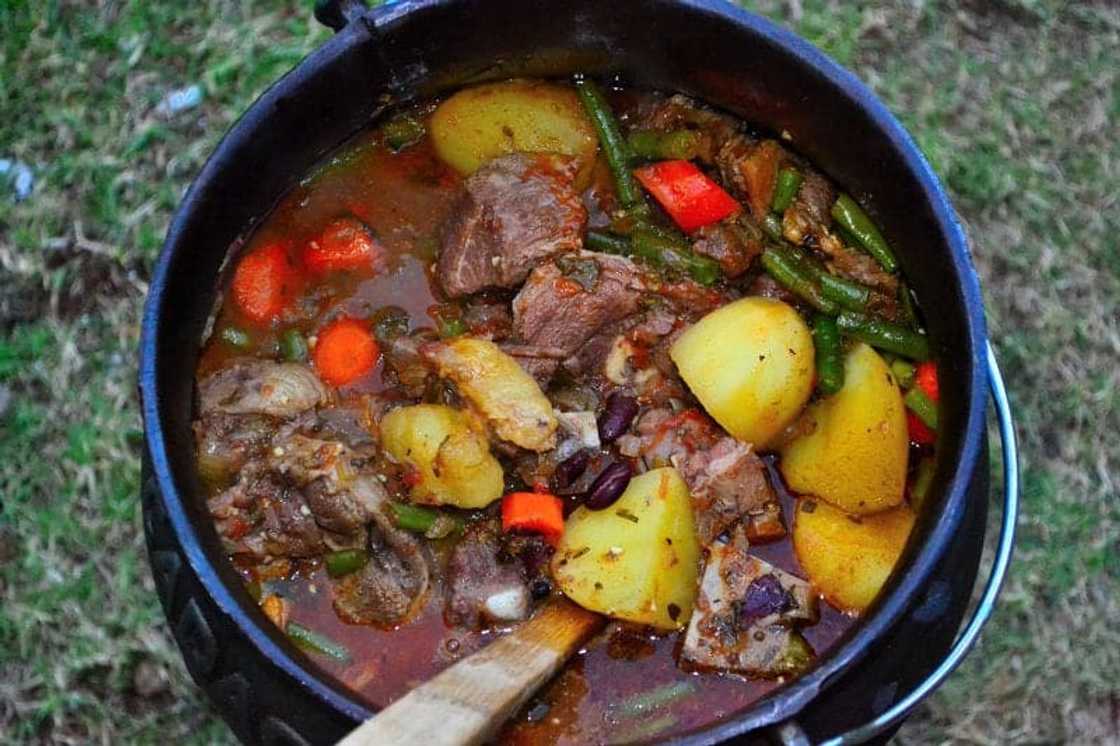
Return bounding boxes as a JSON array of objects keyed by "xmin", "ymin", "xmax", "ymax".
[
  {"xmin": 907, "ymin": 410, "xmax": 936, "ymax": 446},
  {"xmin": 914, "ymin": 361, "xmax": 939, "ymax": 402},
  {"xmin": 634, "ymin": 160, "xmax": 740, "ymax": 232}
]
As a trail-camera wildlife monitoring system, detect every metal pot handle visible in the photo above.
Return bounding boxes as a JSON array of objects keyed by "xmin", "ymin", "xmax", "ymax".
[{"xmin": 776, "ymin": 342, "xmax": 1020, "ymax": 745}]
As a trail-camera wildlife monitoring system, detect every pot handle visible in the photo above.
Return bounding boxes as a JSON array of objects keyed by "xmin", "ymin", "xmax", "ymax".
[
  {"xmin": 774, "ymin": 342, "xmax": 1020, "ymax": 745},
  {"xmin": 314, "ymin": 0, "xmax": 369, "ymax": 32}
]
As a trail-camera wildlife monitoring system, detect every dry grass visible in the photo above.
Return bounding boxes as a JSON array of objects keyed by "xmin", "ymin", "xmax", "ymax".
[{"xmin": 1, "ymin": 0, "xmax": 1116, "ymax": 743}]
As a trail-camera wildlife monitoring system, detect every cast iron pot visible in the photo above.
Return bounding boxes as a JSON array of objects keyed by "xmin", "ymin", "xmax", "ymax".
[{"xmin": 139, "ymin": 1, "xmax": 1017, "ymax": 743}]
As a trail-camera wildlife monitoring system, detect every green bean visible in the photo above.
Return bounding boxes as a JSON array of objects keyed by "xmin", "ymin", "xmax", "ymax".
[
  {"xmin": 831, "ymin": 194, "xmax": 898, "ymax": 273},
  {"xmin": 616, "ymin": 680, "xmax": 697, "ymax": 718},
  {"xmin": 287, "ymin": 622, "xmax": 351, "ymax": 662},
  {"xmin": 575, "ymin": 78, "xmax": 644, "ymax": 209},
  {"xmin": 585, "ymin": 230, "xmax": 631, "ymax": 255},
  {"xmin": 836, "ymin": 311, "xmax": 930, "ymax": 360},
  {"xmin": 909, "ymin": 456, "xmax": 936, "ymax": 513},
  {"xmin": 324, "ymin": 549, "xmax": 367, "ymax": 578},
  {"xmin": 760, "ymin": 247, "xmax": 838, "ymax": 315},
  {"xmin": 762, "ymin": 212, "xmax": 785, "ymax": 242},
  {"xmin": 380, "ymin": 114, "xmax": 426, "ymax": 152},
  {"xmin": 612, "ymin": 715, "xmax": 678, "ymax": 743},
  {"xmin": 391, "ymin": 502, "xmax": 462, "ymax": 538},
  {"xmin": 785, "ymin": 246, "xmax": 871, "ymax": 312},
  {"xmin": 904, "ymin": 387, "xmax": 938, "ymax": 430},
  {"xmin": 437, "ymin": 317, "xmax": 467, "ymax": 339},
  {"xmin": 626, "ymin": 129, "xmax": 705, "ymax": 161},
  {"xmin": 279, "ymin": 328, "xmax": 308, "ymax": 362},
  {"xmin": 897, "ymin": 281, "xmax": 920, "ymax": 329},
  {"xmin": 771, "ymin": 167, "xmax": 803, "ymax": 213},
  {"xmin": 631, "ymin": 228, "xmax": 721, "ymax": 286},
  {"xmin": 891, "ymin": 359, "xmax": 916, "ymax": 388},
  {"xmin": 812, "ymin": 314, "xmax": 845, "ymax": 395},
  {"xmin": 220, "ymin": 326, "xmax": 251, "ymax": 349}
]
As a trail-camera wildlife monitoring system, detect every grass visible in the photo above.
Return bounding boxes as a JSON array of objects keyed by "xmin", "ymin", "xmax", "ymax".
[{"xmin": 0, "ymin": 0, "xmax": 1116, "ymax": 743}]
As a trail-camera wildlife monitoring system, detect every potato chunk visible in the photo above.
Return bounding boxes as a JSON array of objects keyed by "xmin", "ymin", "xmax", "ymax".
[
  {"xmin": 779, "ymin": 343, "xmax": 907, "ymax": 514},
  {"xmin": 551, "ymin": 468, "xmax": 701, "ymax": 630},
  {"xmin": 430, "ymin": 80, "xmax": 598, "ymax": 176},
  {"xmin": 670, "ymin": 297, "xmax": 814, "ymax": 447},
  {"xmin": 379, "ymin": 404, "xmax": 504, "ymax": 509},
  {"xmin": 423, "ymin": 337, "xmax": 558, "ymax": 452},
  {"xmin": 793, "ymin": 498, "xmax": 915, "ymax": 613}
]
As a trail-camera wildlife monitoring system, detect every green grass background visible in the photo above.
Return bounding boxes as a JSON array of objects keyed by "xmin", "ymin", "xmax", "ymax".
[{"xmin": 1, "ymin": 0, "xmax": 1117, "ymax": 743}]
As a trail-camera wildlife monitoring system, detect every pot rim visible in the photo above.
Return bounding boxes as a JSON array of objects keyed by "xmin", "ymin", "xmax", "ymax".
[{"xmin": 139, "ymin": 1, "xmax": 990, "ymax": 742}]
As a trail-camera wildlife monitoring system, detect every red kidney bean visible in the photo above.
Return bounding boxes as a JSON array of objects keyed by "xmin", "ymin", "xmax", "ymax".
[
  {"xmin": 553, "ymin": 449, "xmax": 591, "ymax": 489},
  {"xmin": 597, "ymin": 392, "xmax": 639, "ymax": 443},
  {"xmin": 584, "ymin": 461, "xmax": 633, "ymax": 510}
]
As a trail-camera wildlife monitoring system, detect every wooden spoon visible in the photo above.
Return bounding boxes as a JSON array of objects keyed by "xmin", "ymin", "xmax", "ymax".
[{"xmin": 337, "ymin": 598, "xmax": 604, "ymax": 746}]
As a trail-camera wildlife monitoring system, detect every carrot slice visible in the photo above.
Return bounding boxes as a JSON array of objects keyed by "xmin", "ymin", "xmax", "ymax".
[
  {"xmin": 501, "ymin": 492, "xmax": 565, "ymax": 545},
  {"xmin": 312, "ymin": 317, "xmax": 380, "ymax": 387},
  {"xmin": 303, "ymin": 217, "xmax": 383, "ymax": 274},
  {"xmin": 231, "ymin": 243, "xmax": 299, "ymax": 324}
]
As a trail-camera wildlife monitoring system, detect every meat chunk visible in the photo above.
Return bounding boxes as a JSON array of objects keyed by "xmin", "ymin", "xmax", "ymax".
[
  {"xmin": 682, "ymin": 529, "xmax": 817, "ymax": 677},
  {"xmin": 194, "ymin": 412, "xmax": 277, "ymax": 486},
  {"xmin": 627, "ymin": 408, "xmax": 779, "ymax": 546},
  {"xmin": 382, "ymin": 331, "xmax": 437, "ymax": 398},
  {"xmin": 198, "ymin": 360, "xmax": 328, "ymax": 418},
  {"xmin": 635, "ymin": 94, "xmax": 738, "ymax": 161},
  {"xmin": 211, "ymin": 469, "xmax": 326, "ymax": 559},
  {"xmin": 691, "ymin": 218, "xmax": 764, "ymax": 278},
  {"xmin": 438, "ymin": 154, "xmax": 587, "ymax": 297},
  {"xmin": 781, "ymin": 171, "xmax": 835, "ymax": 246},
  {"xmin": 446, "ymin": 521, "xmax": 532, "ymax": 628},
  {"xmin": 512, "ymin": 251, "xmax": 647, "ymax": 382},
  {"xmin": 333, "ymin": 513, "xmax": 431, "ymax": 627},
  {"xmin": 717, "ymin": 138, "xmax": 785, "ymax": 220}
]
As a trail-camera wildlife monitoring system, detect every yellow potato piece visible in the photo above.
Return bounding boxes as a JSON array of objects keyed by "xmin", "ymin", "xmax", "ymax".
[
  {"xmin": 379, "ymin": 404, "xmax": 504, "ymax": 509},
  {"xmin": 430, "ymin": 79, "xmax": 598, "ymax": 176},
  {"xmin": 551, "ymin": 468, "xmax": 701, "ymax": 630},
  {"xmin": 670, "ymin": 297, "xmax": 815, "ymax": 447},
  {"xmin": 424, "ymin": 337, "xmax": 558, "ymax": 452},
  {"xmin": 779, "ymin": 342, "xmax": 908, "ymax": 514},
  {"xmin": 793, "ymin": 498, "xmax": 915, "ymax": 613}
]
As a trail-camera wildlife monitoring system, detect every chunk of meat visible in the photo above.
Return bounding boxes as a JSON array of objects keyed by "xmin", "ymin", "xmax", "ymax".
[
  {"xmin": 635, "ymin": 94, "xmax": 738, "ymax": 161},
  {"xmin": 630, "ymin": 408, "xmax": 778, "ymax": 546},
  {"xmin": 333, "ymin": 512, "xmax": 431, "ymax": 627},
  {"xmin": 438, "ymin": 154, "xmax": 587, "ymax": 298},
  {"xmin": 691, "ymin": 218, "xmax": 764, "ymax": 278},
  {"xmin": 194, "ymin": 412, "xmax": 277, "ymax": 487},
  {"xmin": 512, "ymin": 251, "xmax": 648, "ymax": 382},
  {"xmin": 716, "ymin": 138, "xmax": 786, "ymax": 219},
  {"xmin": 462, "ymin": 297, "xmax": 514, "ymax": 340},
  {"xmin": 446, "ymin": 521, "xmax": 532, "ymax": 628},
  {"xmin": 781, "ymin": 171, "xmax": 835, "ymax": 247},
  {"xmin": 382, "ymin": 331, "xmax": 437, "ymax": 399},
  {"xmin": 682, "ymin": 529, "xmax": 817, "ymax": 676},
  {"xmin": 198, "ymin": 360, "xmax": 328, "ymax": 418},
  {"xmin": 211, "ymin": 470, "xmax": 326, "ymax": 559}
]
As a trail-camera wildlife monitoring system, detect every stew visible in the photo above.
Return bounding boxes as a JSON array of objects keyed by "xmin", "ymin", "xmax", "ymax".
[{"xmin": 193, "ymin": 78, "xmax": 939, "ymax": 743}]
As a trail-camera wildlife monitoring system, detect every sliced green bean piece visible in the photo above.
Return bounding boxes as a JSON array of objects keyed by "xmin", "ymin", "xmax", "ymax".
[
  {"xmin": 586, "ymin": 230, "xmax": 631, "ymax": 255},
  {"xmin": 391, "ymin": 502, "xmax": 462, "ymax": 538},
  {"xmin": 220, "ymin": 326, "xmax": 251, "ymax": 349},
  {"xmin": 904, "ymin": 387, "xmax": 938, "ymax": 430},
  {"xmin": 437, "ymin": 317, "xmax": 467, "ymax": 339},
  {"xmin": 897, "ymin": 281, "xmax": 920, "ymax": 329},
  {"xmin": 910, "ymin": 456, "xmax": 936, "ymax": 513},
  {"xmin": 831, "ymin": 194, "xmax": 898, "ymax": 273},
  {"xmin": 812, "ymin": 314, "xmax": 845, "ymax": 395},
  {"xmin": 836, "ymin": 311, "xmax": 930, "ymax": 360},
  {"xmin": 891, "ymin": 359, "xmax": 916, "ymax": 389},
  {"xmin": 627, "ymin": 129, "xmax": 705, "ymax": 161},
  {"xmin": 760, "ymin": 247, "xmax": 838, "ymax": 315},
  {"xmin": 381, "ymin": 114, "xmax": 426, "ymax": 152},
  {"xmin": 762, "ymin": 212, "xmax": 785, "ymax": 242},
  {"xmin": 287, "ymin": 622, "xmax": 352, "ymax": 662},
  {"xmin": 616, "ymin": 679, "xmax": 697, "ymax": 718},
  {"xmin": 279, "ymin": 328, "xmax": 308, "ymax": 362},
  {"xmin": 614, "ymin": 715, "xmax": 678, "ymax": 742},
  {"xmin": 631, "ymin": 228, "xmax": 721, "ymax": 286},
  {"xmin": 785, "ymin": 246, "xmax": 871, "ymax": 312},
  {"xmin": 771, "ymin": 167, "xmax": 803, "ymax": 213},
  {"xmin": 575, "ymin": 78, "xmax": 644, "ymax": 209},
  {"xmin": 324, "ymin": 549, "xmax": 367, "ymax": 578}
]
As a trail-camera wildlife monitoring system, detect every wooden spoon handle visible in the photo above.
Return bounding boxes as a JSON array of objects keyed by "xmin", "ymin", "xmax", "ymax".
[{"xmin": 338, "ymin": 599, "xmax": 604, "ymax": 746}]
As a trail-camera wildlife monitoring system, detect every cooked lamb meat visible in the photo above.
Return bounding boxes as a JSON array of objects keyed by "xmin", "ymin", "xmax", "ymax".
[
  {"xmin": 334, "ymin": 514, "xmax": 431, "ymax": 627},
  {"xmin": 781, "ymin": 171, "xmax": 835, "ymax": 247},
  {"xmin": 382, "ymin": 331, "xmax": 437, "ymax": 398},
  {"xmin": 511, "ymin": 251, "xmax": 647, "ymax": 382},
  {"xmin": 438, "ymin": 154, "xmax": 587, "ymax": 298},
  {"xmin": 682, "ymin": 529, "xmax": 817, "ymax": 677},
  {"xmin": 446, "ymin": 521, "xmax": 532, "ymax": 628},
  {"xmin": 194, "ymin": 412, "xmax": 277, "ymax": 486},
  {"xmin": 462, "ymin": 297, "xmax": 514, "ymax": 340},
  {"xmin": 635, "ymin": 94, "xmax": 738, "ymax": 161},
  {"xmin": 717, "ymin": 138, "xmax": 786, "ymax": 220},
  {"xmin": 626, "ymin": 408, "xmax": 778, "ymax": 546},
  {"xmin": 211, "ymin": 469, "xmax": 326, "ymax": 559},
  {"xmin": 198, "ymin": 360, "xmax": 328, "ymax": 418},
  {"xmin": 691, "ymin": 218, "xmax": 764, "ymax": 278}
]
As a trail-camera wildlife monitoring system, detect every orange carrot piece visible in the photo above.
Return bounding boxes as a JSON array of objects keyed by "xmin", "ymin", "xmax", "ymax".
[
  {"xmin": 231, "ymin": 243, "xmax": 299, "ymax": 324},
  {"xmin": 501, "ymin": 492, "xmax": 565, "ymax": 545},
  {"xmin": 312, "ymin": 317, "xmax": 380, "ymax": 387},
  {"xmin": 303, "ymin": 217, "xmax": 383, "ymax": 274}
]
